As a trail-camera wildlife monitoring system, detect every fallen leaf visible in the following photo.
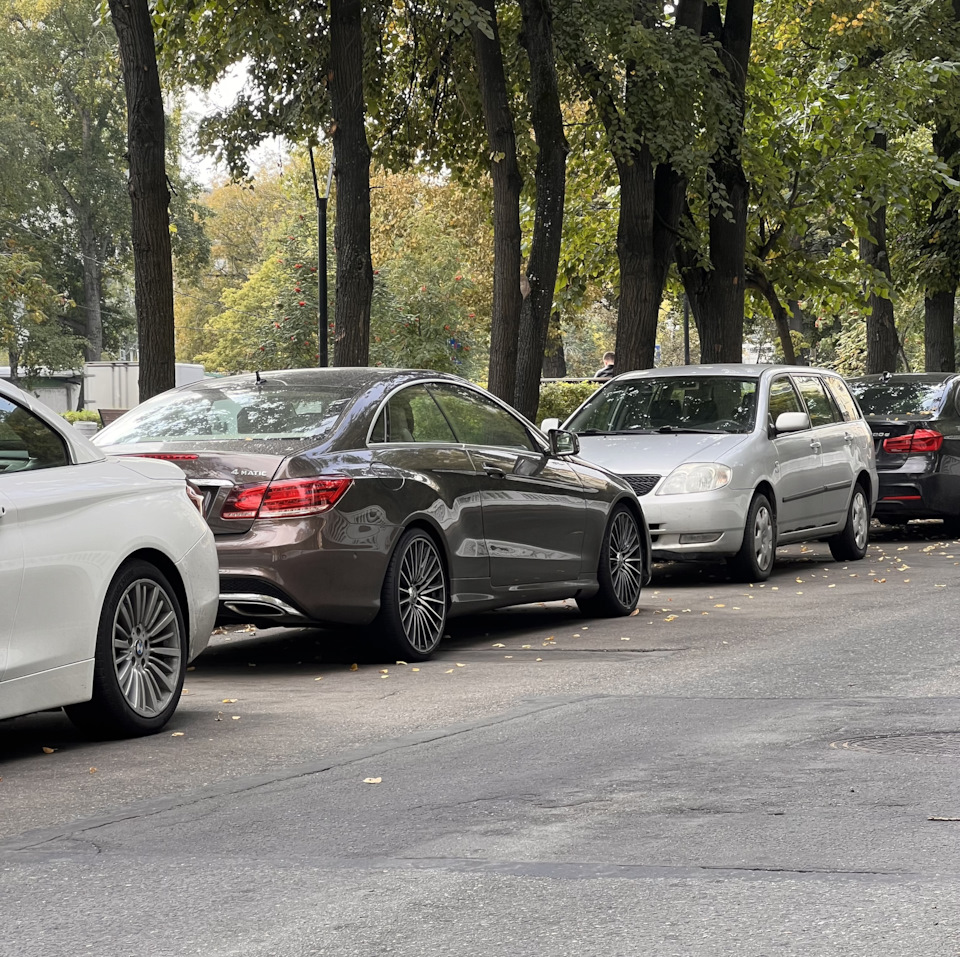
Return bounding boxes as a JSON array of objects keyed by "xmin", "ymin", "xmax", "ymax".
[
  {"xmin": 874, "ymin": 578, "xmax": 886, "ymax": 583},
  {"xmin": 89, "ymin": 768, "xmax": 97, "ymax": 774},
  {"xmin": 492, "ymin": 643, "xmax": 505, "ymax": 648},
  {"xmin": 363, "ymin": 777, "xmax": 382, "ymax": 784},
  {"xmin": 314, "ymin": 677, "xmax": 323, "ymax": 682},
  {"xmin": 232, "ymin": 716, "xmax": 240, "ymax": 720},
  {"xmin": 664, "ymin": 615, "xmax": 678, "ymax": 622},
  {"xmin": 222, "ymin": 698, "xmax": 238, "ymax": 703},
  {"xmin": 42, "ymin": 747, "xmax": 56, "ymax": 754},
  {"xmin": 929, "ymin": 816, "xmax": 960, "ymax": 821},
  {"xmin": 445, "ymin": 669, "xmax": 454, "ymax": 673},
  {"xmin": 828, "ymin": 584, "xmax": 836, "ymax": 588},
  {"xmin": 396, "ymin": 661, "xmax": 408, "ymax": 666},
  {"xmin": 620, "ymin": 636, "xmax": 630, "ymax": 641},
  {"xmin": 522, "ymin": 644, "xmax": 532, "ymax": 649},
  {"xmin": 715, "ymin": 603, "xmax": 726, "ymax": 608},
  {"xmin": 630, "ymin": 608, "xmax": 640, "ymax": 616},
  {"xmin": 171, "ymin": 732, "xmax": 184, "ymax": 737},
  {"xmin": 411, "ymin": 667, "xmax": 420, "ymax": 672},
  {"xmin": 349, "ymin": 663, "xmax": 359, "ymax": 671},
  {"xmin": 379, "ymin": 669, "xmax": 389, "ymax": 674},
  {"xmin": 180, "ymin": 689, "xmax": 190, "ymax": 695}
]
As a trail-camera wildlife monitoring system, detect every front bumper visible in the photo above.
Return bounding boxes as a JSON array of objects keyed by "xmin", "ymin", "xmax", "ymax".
[{"xmin": 642, "ymin": 488, "xmax": 753, "ymax": 560}]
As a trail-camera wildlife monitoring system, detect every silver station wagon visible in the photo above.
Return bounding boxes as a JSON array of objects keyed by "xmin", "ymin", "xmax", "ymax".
[{"xmin": 543, "ymin": 364, "xmax": 877, "ymax": 581}]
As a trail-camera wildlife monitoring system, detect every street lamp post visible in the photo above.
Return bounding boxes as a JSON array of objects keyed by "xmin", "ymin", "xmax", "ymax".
[{"xmin": 310, "ymin": 147, "xmax": 335, "ymax": 367}]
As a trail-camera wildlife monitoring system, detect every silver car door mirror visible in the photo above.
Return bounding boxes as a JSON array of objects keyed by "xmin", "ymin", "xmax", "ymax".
[
  {"xmin": 775, "ymin": 411, "xmax": 811, "ymax": 433},
  {"xmin": 549, "ymin": 429, "xmax": 580, "ymax": 456}
]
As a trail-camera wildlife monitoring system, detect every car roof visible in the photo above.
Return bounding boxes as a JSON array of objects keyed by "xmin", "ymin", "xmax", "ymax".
[
  {"xmin": 177, "ymin": 367, "xmax": 466, "ymax": 394},
  {"xmin": 847, "ymin": 372, "xmax": 959, "ymax": 385},
  {"xmin": 610, "ymin": 363, "xmax": 843, "ymax": 381}
]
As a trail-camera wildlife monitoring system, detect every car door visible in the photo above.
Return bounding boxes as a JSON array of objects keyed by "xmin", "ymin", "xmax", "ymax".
[
  {"xmin": 0, "ymin": 487, "xmax": 23, "ymax": 681},
  {"xmin": 792, "ymin": 373, "xmax": 852, "ymax": 523},
  {"xmin": 766, "ymin": 374, "xmax": 826, "ymax": 532},
  {"xmin": 427, "ymin": 382, "xmax": 587, "ymax": 586},
  {"xmin": 368, "ymin": 384, "xmax": 490, "ymax": 582},
  {"xmin": 0, "ymin": 395, "xmax": 105, "ymax": 682}
]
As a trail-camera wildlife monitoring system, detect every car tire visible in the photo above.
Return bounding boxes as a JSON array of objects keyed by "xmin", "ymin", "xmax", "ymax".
[
  {"xmin": 729, "ymin": 493, "xmax": 776, "ymax": 582},
  {"xmin": 65, "ymin": 560, "xmax": 187, "ymax": 738},
  {"xmin": 828, "ymin": 483, "xmax": 870, "ymax": 562},
  {"xmin": 576, "ymin": 504, "xmax": 645, "ymax": 617},
  {"xmin": 374, "ymin": 528, "xmax": 448, "ymax": 661}
]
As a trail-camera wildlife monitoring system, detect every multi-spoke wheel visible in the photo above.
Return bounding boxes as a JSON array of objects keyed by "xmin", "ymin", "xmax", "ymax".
[
  {"xmin": 729, "ymin": 492, "xmax": 776, "ymax": 582},
  {"xmin": 828, "ymin": 483, "xmax": 870, "ymax": 562},
  {"xmin": 66, "ymin": 561, "xmax": 186, "ymax": 738},
  {"xmin": 375, "ymin": 528, "xmax": 448, "ymax": 661},
  {"xmin": 577, "ymin": 504, "xmax": 645, "ymax": 617}
]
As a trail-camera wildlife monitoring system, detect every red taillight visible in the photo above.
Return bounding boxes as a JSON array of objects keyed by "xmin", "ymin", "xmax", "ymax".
[
  {"xmin": 881, "ymin": 429, "xmax": 943, "ymax": 454},
  {"xmin": 221, "ymin": 477, "xmax": 352, "ymax": 520},
  {"xmin": 123, "ymin": 452, "xmax": 200, "ymax": 461}
]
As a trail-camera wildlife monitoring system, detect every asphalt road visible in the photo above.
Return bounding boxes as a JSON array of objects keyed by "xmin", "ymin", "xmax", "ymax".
[{"xmin": 2, "ymin": 522, "xmax": 960, "ymax": 956}]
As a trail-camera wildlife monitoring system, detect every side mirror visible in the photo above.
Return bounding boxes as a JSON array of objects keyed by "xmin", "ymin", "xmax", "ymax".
[
  {"xmin": 775, "ymin": 411, "xmax": 811, "ymax": 433},
  {"xmin": 549, "ymin": 428, "xmax": 580, "ymax": 456},
  {"xmin": 540, "ymin": 417, "xmax": 561, "ymax": 433}
]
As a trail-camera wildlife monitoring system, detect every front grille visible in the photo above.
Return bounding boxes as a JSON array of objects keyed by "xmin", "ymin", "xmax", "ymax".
[{"xmin": 623, "ymin": 474, "xmax": 661, "ymax": 496}]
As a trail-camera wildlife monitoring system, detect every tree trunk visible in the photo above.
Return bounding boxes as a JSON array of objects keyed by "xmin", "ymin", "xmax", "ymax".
[
  {"xmin": 787, "ymin": 299, "xmax": 809, "ymax": 364},
  {"xmin": 925, "ymin": 290, "xmax": 955, "ymax": 372},
  {"xmin": 924, "ymin": 119, "xmax": 960, "ymax": 372},
  {"xmin": 859, "ymin": 130, "xmax": 899, "ymax": 374},
  {"xmin": 77, "ymin": 211, "xmax": 104, "ymax": 361},
  {"xmin": 472, "ymin": 0, "xmax": 524, "ymax": 404},
  {"xmin": 542, "ymin": 311, "xmax": 566, "ymax": 378},
  {"xmin": 679, "ymin": 0, "xmax": 753, "ymax": 363},
  {"xmin": 747, "ymin": 271, "xmax": 795, "ymax": 364},
  {"xmin": 109, "ymin": 0, "xmax": 175, "ymax": 401},
  {"xmin": 513, "ymin": 0, "xmax": 568, "ymax": 421},
  {"xmin": 614, "ymin": 154, "xmax": 659, "ymax": 371},
  {"xmin": 329, "ymin": 0, "xmax": 373, "ymax": 367}
]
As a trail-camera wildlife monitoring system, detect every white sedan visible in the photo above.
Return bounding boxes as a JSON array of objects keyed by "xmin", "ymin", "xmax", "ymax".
[{"xmin": 0, "ymin": 379, "xmax": 218, "ymax": 737}]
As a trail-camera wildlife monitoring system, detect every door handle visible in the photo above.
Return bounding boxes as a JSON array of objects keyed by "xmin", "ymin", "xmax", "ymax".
[
  {"xmin": 483, "ymin": 463, "xmax": 506, "ymax": 479},
  {"xmin": 843, "ymin": 431, "xmax": 854, "ymax": 445},
  {"xmin": 809, "ymin": 440, "xmax": 821, "ymax": 452}
]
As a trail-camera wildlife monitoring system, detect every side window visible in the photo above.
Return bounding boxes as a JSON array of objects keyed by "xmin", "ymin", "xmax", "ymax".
[
  {"xmin": 768, "ymin": 376, "xmax": 804, "ymax": 429},
  {"xmin": 380, "ymin": 386, "xmax": 457, "ymax": 444},
  {"xmin": 0, "ymin": 398, "xmax": 69, "ymax": 472},
  {"xmin": 824, "ymin": 377, "xmax": 861, "ymax": 422},
  {"xmin": 428, "ymin": 383, "xmax": 538, "ymax": 452},
  {"xmin": 793, "ymin": 375, "xmax": 840, "ymax": 427}
]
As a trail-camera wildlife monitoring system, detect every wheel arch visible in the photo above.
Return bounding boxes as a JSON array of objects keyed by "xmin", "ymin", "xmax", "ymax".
[
  {"xmin": 116, "ymin": 548, "xmax": 188, "ymax": 634},
  {"xmin": 398, "ymin": 518, "xmax": 451, "ymax": 582},
  {"xmin": 754, "ymin": 480, "xmax": 777, "ymax": 519}
]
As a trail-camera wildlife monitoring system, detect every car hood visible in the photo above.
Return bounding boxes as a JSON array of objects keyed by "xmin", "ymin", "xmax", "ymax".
[{"xmin": 576, "ymin": 431, "xmax": 750, "ymax": 474}]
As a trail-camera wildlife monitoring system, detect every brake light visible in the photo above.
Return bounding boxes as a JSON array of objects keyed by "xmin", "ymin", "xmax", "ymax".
[
  {"xmin": 123, "ymin": 452, "xmax": 200, "ymax": 461},
  {"xmin": 881, "ymin": 429, "xmax": 943, "ymax": 454},
  {"xmin": 221, "ymin": 477, "xmax": 352, "ymax": 519}
]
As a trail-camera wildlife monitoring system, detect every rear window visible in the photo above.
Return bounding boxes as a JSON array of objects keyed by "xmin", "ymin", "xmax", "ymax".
[
  {"xmin": 95, "ymin": 381, "xmax": 358, "ymax": 444},
  {"xmin": 847, "ymin": 381, "xmax": 945, "ymax": 419}
]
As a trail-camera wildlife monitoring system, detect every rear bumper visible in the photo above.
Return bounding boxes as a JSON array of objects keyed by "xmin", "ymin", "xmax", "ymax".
[{"xmin": 873, "ymin": 471, "xmax": 960, "ymax": 520}]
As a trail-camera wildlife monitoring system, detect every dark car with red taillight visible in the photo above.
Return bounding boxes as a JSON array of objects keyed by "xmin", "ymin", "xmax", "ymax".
[
  {"xmin": 846, "ymin": 372, "xmax": 960, "ymax": 534},
  {"xmin": 93, "ymin": 368, "xmax": 651, "ymax": 661}
]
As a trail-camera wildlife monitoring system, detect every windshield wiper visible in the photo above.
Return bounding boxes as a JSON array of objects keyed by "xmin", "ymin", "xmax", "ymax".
[
  {"xmin": 655, "ymin": 425, "xmax": 715, "ymax": 434},
  {"xmin": 577, "ymin": 428, "xmax": 652, "ymax": 436}
]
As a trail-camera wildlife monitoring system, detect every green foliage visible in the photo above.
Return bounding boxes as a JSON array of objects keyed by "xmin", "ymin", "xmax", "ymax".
[
  {"xmin": 535, "ymin": 380, "xmax": 601, "ymax": 424},
  {"xmin": 62, "ymin": 409, "xmax": 101, "ymax": 424}
]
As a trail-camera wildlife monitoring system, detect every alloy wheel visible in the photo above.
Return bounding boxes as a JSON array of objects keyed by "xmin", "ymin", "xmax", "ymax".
[
  {"xmin": 112, "ymin": 578, "xmax": 183, "ymax": 718},
  {"xmin": 852, "ymin": 489, "xmax": 869, "ymax": 550},
  {"xmin": 397, "ymin": 537, "xmax": 447, "ymax": 654},
  {"xmin": 608, "ymin": 510, "xmax": 644, "ymax": 607}
]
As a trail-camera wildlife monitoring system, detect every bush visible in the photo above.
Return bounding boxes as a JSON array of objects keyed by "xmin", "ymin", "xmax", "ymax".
[
  {"xmin": 535, "ymin": 380, "xmax": 601, "ymax": 426},
  {"xmin": 62, "ymin": 410, "xmax": 102, "ymax": 425}
]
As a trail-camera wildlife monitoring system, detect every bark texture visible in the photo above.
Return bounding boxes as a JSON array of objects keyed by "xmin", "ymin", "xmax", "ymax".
[
  {"xmin": 472, "ymin": 0, "xmax": 524, "ymax": 404},
  {"xmin": 109, "ymin": 0, "xmax": 174, "ymax": 400},
  {"xmin": 514, "ymin": 0, "xmax": 568, "ymax": 421},
  {"xmin": 679, "ymin": 0, "xmax": 753, "ymax": 363},
  {"xmin": 329, "ymin": 0, "xmax": 373, "ymax": 367}
]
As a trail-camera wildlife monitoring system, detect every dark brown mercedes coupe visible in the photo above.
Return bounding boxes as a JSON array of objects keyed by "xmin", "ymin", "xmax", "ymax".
[{"xmin": 94, "ymin": 369, "xmax": 650, "ymax": 660}]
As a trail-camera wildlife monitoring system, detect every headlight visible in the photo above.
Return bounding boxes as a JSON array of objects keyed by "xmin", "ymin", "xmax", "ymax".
[{"xmin": 657, "ymin": 463, "xmax": 732, "ymax": 495}]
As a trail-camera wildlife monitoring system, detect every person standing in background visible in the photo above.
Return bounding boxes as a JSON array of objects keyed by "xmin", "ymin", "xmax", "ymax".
[{"xmin": 595, "ymin": 351, "xmax": 616, "ymax": 379}]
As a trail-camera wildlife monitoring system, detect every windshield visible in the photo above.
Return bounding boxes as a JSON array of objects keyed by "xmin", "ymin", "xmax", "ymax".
[
  {"xmin": 94, "ymin": 380, "xmax": 358, "ymax": 444},
  {"xmin": 567, "ymin": 376, "xmax": 759, "ymax": 435},
  {"xmin": 846, "ymin": 381, "xmax": 945, "ymax": 419}
]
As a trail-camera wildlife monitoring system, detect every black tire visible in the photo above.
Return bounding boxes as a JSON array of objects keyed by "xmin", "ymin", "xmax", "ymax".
[
  {"xmin": 942, "ymin": 516, "xmax": 960, "ymax": 539},
  {"xmin": 576, "ymin": 504, "xmax": 645, "ymax": 617},
  {"xmin": 729, "ymin": 493, "xmax": 776, "ymax": 582},
  {"xmin": 828, "ymin": 483, "xmax": 870, "ymax": 562},
  {"xmin": 374, "ymin": 528, "xmax": 448, "ymax": 661},
  {"xmin": 65, "ymin": 560, "xmax": 187, "ymax": 738}
]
